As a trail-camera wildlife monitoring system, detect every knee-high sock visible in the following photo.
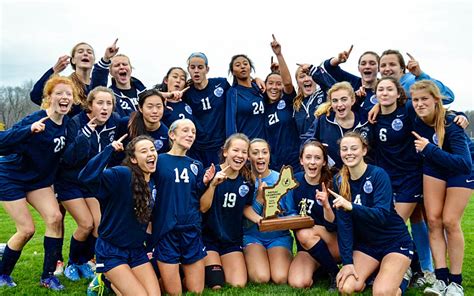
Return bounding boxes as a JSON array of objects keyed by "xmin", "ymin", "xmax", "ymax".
[
  {"xmin": 411, "ymin": 221, "xmax": 433, "ymax": 272},
  {"xmin": 0, "ymin": 245, "xmax": 22, "ymax": 276},
  {"xmin": 307, "ymin": 240, "xmax": 339, "ymax": 276},
  {"xmin": 42, "ymin": 236, "xmax": 63, "ymax": 279}
]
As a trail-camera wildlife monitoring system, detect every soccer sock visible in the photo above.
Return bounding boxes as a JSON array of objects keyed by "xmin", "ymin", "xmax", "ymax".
[
  {"xmin": 449, "ymin": 273, "xmax": 462, "ymax": 285},
  {"xmin": 410, "ymin": 249, "xmax": 422, "ymax": 273},
  {"xmin": 85, "ymin": 234, "xmax": 97, "ymax": 262},
  {"xmin": 0, "ymin": 245, "xmax": 22, "ymax": 276},
  {"xmin": 42, "ymin": 236, "xmax": 63, "ymax": 279},
  {"xmin": 400, "ymin": 277, "xmax": 409, "ymax": 294},
  {"xmin": 307, "ymin": 240, "xmax": 339, "ymax": 276},
  {"xmin": 411, "ymin": 221, "xmax": 433, "ymax": 272},
  {"xmin": 435, "ymin": 267, "xmax": 449, "ymax": 284},
  {"xmin": 68, "ymin": 235, "xmax": 87, "ymax": 265}
]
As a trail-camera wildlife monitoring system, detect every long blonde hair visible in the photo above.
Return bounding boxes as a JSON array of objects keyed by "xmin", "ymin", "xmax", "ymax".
[
  {"xmin": 410, "ymin": 80, "xmax": 446, "ymax": 148},
  {"xmin": 315, "ymin": 82, "xmax": 355, "ymax": 118}
]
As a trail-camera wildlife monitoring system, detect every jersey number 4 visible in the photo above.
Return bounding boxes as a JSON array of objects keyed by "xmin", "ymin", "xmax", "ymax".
[{"xmin": 174, "ymin": 168, "xmax": 190, "ymax": 183}]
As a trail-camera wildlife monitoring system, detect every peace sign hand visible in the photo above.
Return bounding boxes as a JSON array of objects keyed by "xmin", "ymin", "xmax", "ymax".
[
  {"xmin": 270, "ymin": 34, "xmax": 282, "ymax": 56},
  {"xmin": 87, "ymin": 116, "xmax": 97, "ymax": 132},
  {"xmin": 316, "ymin": 183, "xmax": 330, "ymax": 208},
  {"xmin": 328, "ymin": 188, "xmax": 352, "ymax": 211},
  {"xmin": 111, "ymin": 134, "xmax": 127, "ymax": 152},
  {"xmin": 411, "ymin": 131, "xmax": 429, "ymax": 152},
  {"xmin": 31, "ymin": 116, "xmax": 49, "ymax": 133},
  {"xmin": 211, "ymin": 165, "xmax": 231, "ymax": 186},
  {"xmin": 104, "ymin": 38, "xmax": 119, "ymax": 62},
  {"xmin": 406, "ymin": 53, "xmax": 422, "ymax": 77}
]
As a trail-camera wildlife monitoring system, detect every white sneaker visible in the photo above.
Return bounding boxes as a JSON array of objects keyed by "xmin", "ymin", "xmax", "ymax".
[
  {"xmin": 424, "ymin": 271, "xmax": 436, "ymax": 285},
  {"xmin": 53, "ymin": 260, "xmax": 64, "ymax": 276},
  {"xmin": 445, "ymin": 282, "xmax": 464, "ymax": 296},
  {"xmin": 87, "ymin": 259, "xmax": 96, "ymax": 272},
  {"xmin": 404, "ymin": 266, "xmax": 413, "ymax": 282},
  {"xmin": 413, "ymin": 270, "xmax": 436, "ymax": 287},
  {"xmin": 424, "ymin": 279, "xmax": 447, "ymax": 296}
]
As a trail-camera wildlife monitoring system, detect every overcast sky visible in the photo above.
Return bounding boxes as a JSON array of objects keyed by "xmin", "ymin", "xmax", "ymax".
[{"xmin": 1, "ymin": 0, "xmax": 472, "ymax": 110}]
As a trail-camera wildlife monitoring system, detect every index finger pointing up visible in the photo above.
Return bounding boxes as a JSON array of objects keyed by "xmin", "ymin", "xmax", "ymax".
[
  {"xmin": 347, "ymin": 44, "xmax": 354, "ymax": 55},
  {"xmin": 272, "ymin": 34, "xmax": 276, "ymax": 41},
  {"xmin": 411, "ymin": 131, "xmax": 422, "ymax": 140},
  {"xmin": 39, "ymin": 116, "xmax": 49, "ymax": 123},
  {"xmin": 406, "ymin": 52, "xmax": 415, "ymax": 60},
  {"xmin": 117, "ymin": 133, "xmax": 128, "ymax": 143},
  {"xmin": 113, "ymin": 38, "xmax": 119, "ymax": 46},
  {"xmin": 322, "ymin": 182, "xmax": 328, "ymax": 193}
]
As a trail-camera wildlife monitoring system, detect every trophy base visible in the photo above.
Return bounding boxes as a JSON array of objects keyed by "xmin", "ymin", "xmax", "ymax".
[{"xmin": 259, "ymin": 216, "xmax": 314, "ymax": 232}]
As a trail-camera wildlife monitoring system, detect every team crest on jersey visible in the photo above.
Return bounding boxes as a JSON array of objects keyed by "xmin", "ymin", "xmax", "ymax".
[
  {"xmin": 370, "ymin": 95, "xmax": 378, "ymax": 105},
  {"xmin": 391, "ymin": 118, "xmax": 403, "ymax": 131},
  {"xmin": 190, "ymin": 163, "xmax": 199, "ymax": 175},
  {"xmin": 151, "ymin": 188, "xmax": 157, "ymax": 206},
  {"xmin": 154, "ymin": 139, "xmax": 163, "ymax": 150},
  {"xmin": 239, "ymin": 184, "xmax": 250, "ymax": 197},
  {"xmin": 109, "ymin": 131, "xmax": 116, "ymax": 143},
  {"xmin": 277, "ymin": 100, "xmax": 286, "ymax": 110},
  {"xmin": 214, "ymin": 86, "xmax": 224, "ymax": 97},
  {"xmin": 432, "ymin": 133, "xmax": 439, "ymax": 145},
  {"xmin": 363, "ymin": 180, "xmax": 373, "ymax": 194},
  {"xmin": 185, "ymin": 105, "xmax": 193, "ymax": 115}
]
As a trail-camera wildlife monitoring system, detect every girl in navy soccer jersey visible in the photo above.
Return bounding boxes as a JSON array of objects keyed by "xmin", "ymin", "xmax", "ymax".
[
  {"xmin": 225, "ymin": 54, "xmax": 266, "ymax": 140},
  {"xmin": 323, "ymin": 46, "xmax": 380, "ymax": 112},
  {"xmin": 0, "ymin": 76, "xmax": 77, "ymax": 290},
  {"xmin": 79, "ymin": 135, "xmax": 161, "ymax": 296},
  {"xmin": 302, "ymin": 82, "xmax": 371, "ymax": 171},
  {"xmin": 410, "ymin": 81, "xmax": 473, "ymax": 296},
  {"xmin": 243, "ymin": 138, "xmax": 294, "ymax": 285},
  {"xmin": 127, "ymin": 89, "xmax": 170, "ymax": 154},
  {"xmin": 151, "ymin": 119, "xmax": 213, "ymax": 295},
  {"xmin": 55, "ymin": 86, "xmax": 124, "ymax": 281},
  {"xmin": 185, "ymin": 52, "xmax": 230, "ymax": 167},
  {"xmin": 30, "ymin": 40, "xmax": 119, "ymax": 116},
  {"xmin": 287, "ymin": 141, "xmax": 339, "ymax": 290},
  {"xmin": 155, "ymin": 67, "xmax": 193, "ymax": 127},
  {"xmin": 329, "ymin": 132, "xmax": 413, "ymax": 295},
  {"xmin": 200, "ymin": 133, "xmax": 255, "ymax": 288},
  {"xmin": 264, "ymin": 35, "xmax": 300, "ymax": 172}
]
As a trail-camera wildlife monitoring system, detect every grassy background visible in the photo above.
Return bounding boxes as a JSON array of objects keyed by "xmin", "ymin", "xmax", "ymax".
[{"xmin": 0, "ymin": 198, "xmax": 472, "ymax": 295}]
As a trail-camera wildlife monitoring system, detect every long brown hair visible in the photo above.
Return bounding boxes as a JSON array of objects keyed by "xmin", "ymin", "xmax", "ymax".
[
  {"xmin": 410, "ymin": 80, "xmax": 446, "ymax": 148},
  {"xmin": 123, "ymin": 135, "xmax": 155, "ymax": 224},
  {"xmin": 375, "ymin": 76, "xmax": 407, "ymax": 107},
  {"xmin": 336, "ymin": 132, "xmax": 368, "ymax": 201},
  {"xmin": 220, "ymin": 133, "xmax": 254, "ymax": 185},
  {"xmin": 299, "ymin": 140, "xmax": 332, "ymax": 190}
]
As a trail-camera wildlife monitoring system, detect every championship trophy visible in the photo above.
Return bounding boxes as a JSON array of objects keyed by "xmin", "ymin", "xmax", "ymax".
[{"xmin": 259, "ymin": 166, "xmax": 315, "ymax": 232}]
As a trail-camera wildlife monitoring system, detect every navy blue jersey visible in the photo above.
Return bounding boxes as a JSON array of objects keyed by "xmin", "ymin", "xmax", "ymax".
[
  {"xmin": 293, "ymin": 90, "xmax": 326, "ymax": 136},
  {"xmin": 372, "ymin": 104, "xmax": 422, "ymax": 184},
  {"xmin": 79, "ymin": 145, "xmax": 154, "ymax": 248},
  {"xmin": 110, "ymin": 77, "xmax": 147, "ymax": 117},
  {"xmin": 162, "ymin": 101, "xmax": 194, "ymax": 128},
  {"xmin": 414, "ymin": 113, "xmax": 473, "ymax": 177},
  {"xmin": 184, "ymin": 78, "xmax": 230, "ymax": 150},
  {"xmin": 265, "ymin": 91, "xmax": 301, "ymax": 172},
  {"xmin": 334, "ymin": 165, "xmax": 411, "ymax": 265},
  {"xmin": 322, "ymin": 59, "xmax": 376, "ymax": 113},
  {"xmin": 226, "ymin": 83, "xmax": 265, "ymax": 139},
  {"xmin": 0, "ymin": 110, "xmax": 68, "ymax": 186},
  {"xmin": 151, "ymin": 154, "xmax": 206, "ymax": 244},
  {"xmin": 56, "ymin": 111, "xmax": 126, "ymax": 186},
  {"xmin": 202, "ymin": 166, "xmax": 254, "ymax": 245},
  {"xmin": 147, "ymin": 123, "xmax": 170, "ymax": 154},
  {"xmin": 302, "ymin": 109, "xmax": 372, "ymax": 169},
  {"xmin": 288, "ymin": 172, "xmax": 336, "ymax": 232}
]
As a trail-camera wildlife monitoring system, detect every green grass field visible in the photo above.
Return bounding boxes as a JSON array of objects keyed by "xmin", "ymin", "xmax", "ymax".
[{"xmin": 0, "ymin": 198, "xmax": 472, "ymax": 295}]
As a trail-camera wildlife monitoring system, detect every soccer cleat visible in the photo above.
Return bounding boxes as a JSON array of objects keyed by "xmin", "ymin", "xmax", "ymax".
[
  {"xmin": 64, "ymin": 264, "xmax": 81, "ymax": 281},
  {"xmin": 424, "ymin": 279, "xmax": 447, "ymax": 296},
  {"xmin": 424, "ymin": 271, "xmax": 436, "ymax": 285},
  {"xmin": 77, "ymin": 262, "xmax": 95, "ymax": 279},
  {"xmin": 445, "ymin": 282, "xmax": 464, "ymax": 296},
  {"xmin": 87, "ymin": 273, "xmax": 109, "ymax": 296},
  {"xmin": 40, "ymin": 275, "xmax": 65, "ymax": 291},
  {"xmin": 54, "ymin": 260, "xmax": 64, "ymax": 276},
  {"xmin": 403, "ymin": 266, "xmax": 413, "ymax": 283},
  {"xmin": 328, "ymin": 273, "xmax": 337, "ymax": 292},
  {"xmin": 87, "ymin": 259, "xmax": 97, "ymax": 272},
  {"xmin": 0, "ymin": 274, "xmax": 17, "ymax": 287}
]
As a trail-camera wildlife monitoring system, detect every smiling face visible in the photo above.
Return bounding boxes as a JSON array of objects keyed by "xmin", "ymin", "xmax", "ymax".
[
  {"xmin": 376, "ymin": 79, "xmax": 399, "ymax": 109},
  {"xmin": 330, "ymin": 89, "xmax": 354, "ymax": 119},
  {"xmin": 140, "ymin": 95, "xmax": 164, "ymax": 127},
  {"xmin": 165, "ymin": 68, "xmax": 187, "ymax": 91},
  {"xmin": 71, "ymin": 43, "xmax": 95, "ymax": 70},
  {"xmin": 358, "ymin": 53, "xmax": 378, "ymax": 85},
  {"xmin": 223, "ymin": 138, "xmax": 249, "ymax": 172},
  {"xmin": 300, "ymin": 144, "xmax": 326, "ymax": 181},
  {"xmin": 131, "ymin": 139, "xmax": 158, "ymax": 177},
  {"xmin": 296, "ymin": 67, "xmax": 316, "ymax": 96},
  {"xmin": 187, "ymin": 57, "xmax": 209, "ymax": 86},
  {"xmin": 169, "ymin": 120, "xmax": 196, "ymax": 150},
  {"xmin": 340, "ymin": 136, "xmax": 367, "ymax": 168},
  {"xmin": 110, "ymin": 55, "xmax": 132, "ymax": 88},
  {"xmin": 379, "ymin": 54, "xmax": 404, "ymax": 80},
  {"xmin": 90, "ymin": 91, "xmax": 114, "ymax": 124},
  {"xmin": 249, "ymin": 141, "xmax": 270, "ymax": 175},
  {"xmin": 265, "ymin": 74, "xmax": 283, "ymax": 102},
  {"xmin": 48, "ymin": 83, "xmax": 74, "ymax": 115}
]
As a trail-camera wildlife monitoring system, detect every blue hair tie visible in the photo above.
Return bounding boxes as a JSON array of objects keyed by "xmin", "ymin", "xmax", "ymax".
[{"xmin": 187, "ymin": 52, "xmax": 208, "ymax": 66}]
